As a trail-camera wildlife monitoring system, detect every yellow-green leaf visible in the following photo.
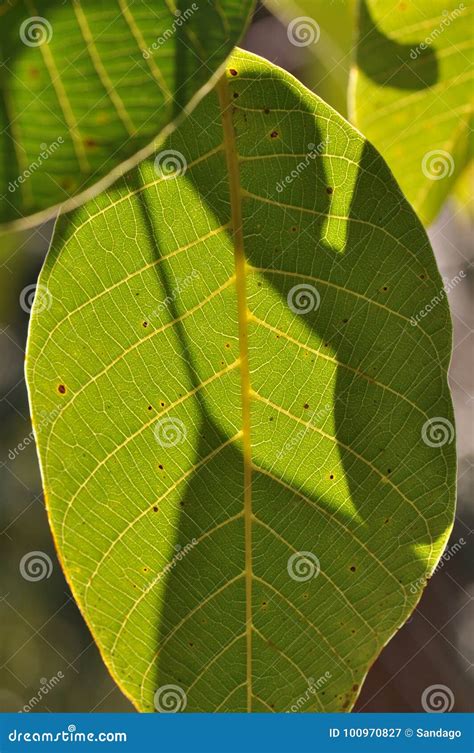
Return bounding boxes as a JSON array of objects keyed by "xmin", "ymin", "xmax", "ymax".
[
  {"xmin": 26, "ymin": 49, "xmax": 456, "ymax": 712},
  {"xmin": 265, "ymin": 0, "xmax": 355, "ymax": 116},
  {"xmin": 0, "ymin": 0, "xmax": 254, "ymax": 230},
  {"xmin": 350, "ymin": 0, "xmax": 473, "ymax": 225}
]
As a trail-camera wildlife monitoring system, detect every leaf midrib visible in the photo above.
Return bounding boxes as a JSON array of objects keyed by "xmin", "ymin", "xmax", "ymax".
[{"xmin": 217, "ymin": 75, "xmax": 254, "ymax": 711}]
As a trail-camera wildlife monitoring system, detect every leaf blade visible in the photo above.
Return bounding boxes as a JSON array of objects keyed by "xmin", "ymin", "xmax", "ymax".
[
  {"xmin": 350, "ymin": 0, "xmax": 474, "ymax": 225},
  {"xmin": 0, "ymin": 0, "xmax": 254, "ymax": 230},
  {"xmin": 26, "ymin": 48, "xmax": 456, "ymax": 712}
]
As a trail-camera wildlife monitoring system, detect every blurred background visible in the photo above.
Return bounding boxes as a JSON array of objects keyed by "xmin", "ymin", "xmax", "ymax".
[{"xmin": 1, "ymin": 1, "xmax": 472, "ymax": 713}]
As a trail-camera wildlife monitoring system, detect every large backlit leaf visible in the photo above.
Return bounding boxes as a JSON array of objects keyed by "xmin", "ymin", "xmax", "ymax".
[
  {"xmin": 0, "ymin": 0, "xmax": 254, "ymax": 230},
  {"xmin": 26, "ymin": 49, "xmax": 456, "ymax": 712},
  {"xmin": 350, "ymin": 0, "xmax": 473, "ymax": 225}
]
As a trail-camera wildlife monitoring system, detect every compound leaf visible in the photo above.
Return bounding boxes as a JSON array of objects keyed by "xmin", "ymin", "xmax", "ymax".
[{"xmin": 26, "ymin": 49, "xmax": 456, "ymax": 712}]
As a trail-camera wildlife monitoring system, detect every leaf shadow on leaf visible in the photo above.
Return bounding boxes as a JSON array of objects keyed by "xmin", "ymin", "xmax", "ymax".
[
  {"xmin": 356, "ymin": 0, "xmax": 438, "ymax": 90},
  {"xmin": 133, "ymin": 179, "xmax": 249, "ymax": 711},
  {"xmin": 131, "ymin": 84, "xmax": 446, "ymax": 711}
]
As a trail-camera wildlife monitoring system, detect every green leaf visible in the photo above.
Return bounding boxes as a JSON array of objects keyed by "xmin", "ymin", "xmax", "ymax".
[
  {"xmin": 350, "ymin": 0, "xmax": 473, "ymax": 226},
  {"xmin": 264, "ymin": 0, "xmax": 355, "ymax": 117},
  {"xmin": 26, "ymin": 48, "xmax": 456, "ymax": 712},
  {"xmin": 0, "ymin": 0, "xmax": 254, "ymax": 230}
]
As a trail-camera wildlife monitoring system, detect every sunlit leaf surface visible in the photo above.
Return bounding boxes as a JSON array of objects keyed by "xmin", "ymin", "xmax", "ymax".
[
  {"xmin": 351, "ymin": 0, "xmax": 473, "ymax": 225},
  {"xmin": 27, "ymin": 49, "xmax": 456, "ymax": 712}
]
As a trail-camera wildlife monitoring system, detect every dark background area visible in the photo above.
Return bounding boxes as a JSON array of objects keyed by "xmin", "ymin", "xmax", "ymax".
[{"xmin": 0, "ymin": 2, "xmax": 472, "ymax": 713}]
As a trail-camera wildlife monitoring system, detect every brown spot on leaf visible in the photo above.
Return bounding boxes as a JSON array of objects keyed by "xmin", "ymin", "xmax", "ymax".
[{"xmin": 57, "ymin": 384, "xmax": 66, "ymax": 395}]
